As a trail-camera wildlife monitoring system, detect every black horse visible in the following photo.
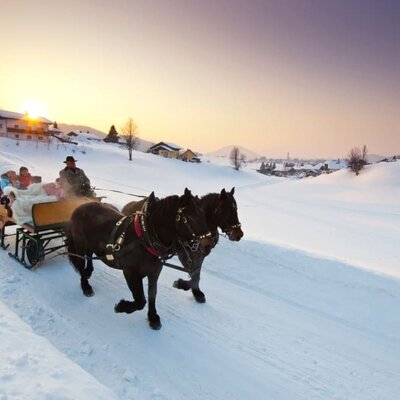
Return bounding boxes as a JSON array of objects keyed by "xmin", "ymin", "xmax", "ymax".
[
  {"xmin": 67, "ymin": 188, "xmax": 212, "ymax": 329},
  {"xmin": 174, "ymin": 188, "xmax": 243, "ymax": 302},
  {"xmin": 122, "ymin": 187, "xmax": 243, "ymax": 303}
]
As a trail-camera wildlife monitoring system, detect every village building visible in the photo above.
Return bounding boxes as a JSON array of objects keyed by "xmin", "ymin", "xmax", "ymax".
[
  {"xmin": 0, "ymin": 109, "xmax": 53, "ymax": 143},
  {"xmin": 178, "ymin": 148, "xmax": 201, "ymax": 163},
  {"xmin": 147, "ymin": 142, "xmax": 181, "ymax": 158}
]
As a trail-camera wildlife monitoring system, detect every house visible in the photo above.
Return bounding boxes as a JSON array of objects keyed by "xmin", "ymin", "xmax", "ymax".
[
  {"xmin": 0, "ymin": 109, "xmax": 53, "ymax": 142},
  {"xmin": 147, "ymin": 142, "xmax": 181, "ymax": 158},
  {"xmin": 179, "ymin": 148, "xmax": 201, "ymax": 163}
]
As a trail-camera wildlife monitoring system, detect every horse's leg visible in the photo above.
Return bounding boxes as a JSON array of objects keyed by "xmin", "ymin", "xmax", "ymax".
[
  {"xmin": 190, "ymin": 265, "xmax": 206, "ymax": 303},
  {"xmin": 147, "ymin": 267, "xmax": 162, "ymax": 330},
  {"xmin": 114, "ymin": 269, "xmax": 146, "ymax": 314},
  {"xmin": 174, "ymin": 256, "xmax": 206, "ymax": 303},
  {"xmin": 85, "ymin": 250, "xmax": 94, "ymax": 279},
  {"xmin": 69, "ymin": 246, "xmax": 94, "ymax": 297}
]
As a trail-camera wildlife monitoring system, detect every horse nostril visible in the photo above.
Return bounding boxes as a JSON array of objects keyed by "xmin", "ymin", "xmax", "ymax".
[{"xmin": 230, "ymin": 229, "xmax": 243, "ymax": 241}]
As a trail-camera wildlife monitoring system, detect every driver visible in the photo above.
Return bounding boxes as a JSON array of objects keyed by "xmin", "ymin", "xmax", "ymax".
[{"xmin": 59, "ymin": 156, "xmax": 95, "ymax": 198}]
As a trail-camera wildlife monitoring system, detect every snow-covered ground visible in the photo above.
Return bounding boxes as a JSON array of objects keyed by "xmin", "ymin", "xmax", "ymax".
[{"xmin": 1, "ymin": 137, "xmax": 399, "ymax": 399}]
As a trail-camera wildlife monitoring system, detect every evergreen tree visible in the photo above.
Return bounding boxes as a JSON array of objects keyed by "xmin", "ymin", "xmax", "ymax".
[{"xmin": 104, "ymin": 125, "xmax": 119, "ymax": 143}]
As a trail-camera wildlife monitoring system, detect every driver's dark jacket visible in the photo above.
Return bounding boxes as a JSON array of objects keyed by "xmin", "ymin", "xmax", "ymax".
[{"xmin": 59, "ymin": 167, "xmax": 90, "ymax": 198}]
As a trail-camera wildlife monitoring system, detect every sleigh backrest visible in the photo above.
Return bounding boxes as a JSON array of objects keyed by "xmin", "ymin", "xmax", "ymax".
[{"xmin": 31, "ymin": 197, "xmax": 103, "ymax": 231}]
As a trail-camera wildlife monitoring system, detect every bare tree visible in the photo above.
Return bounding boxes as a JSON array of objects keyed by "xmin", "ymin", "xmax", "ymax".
[
  {"xmin": 362, "ymin": 144, "xmax": 368, "ymax": 163},
  {"xmin": 121, "ymin": 118, "xmax": 139, "ymax": 161},
  {"xmin": 230, "ymin": 147, "xmax": 246, "ymax": 171},
  {"xmin": 348, "ymin": 146, "xmax": 364, "ymax": 175}
]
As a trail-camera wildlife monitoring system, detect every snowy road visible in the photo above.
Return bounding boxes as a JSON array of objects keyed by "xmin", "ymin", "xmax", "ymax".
[{"xmin": 1, "ymin": 235, "xmax": 399, "ymax": 400}]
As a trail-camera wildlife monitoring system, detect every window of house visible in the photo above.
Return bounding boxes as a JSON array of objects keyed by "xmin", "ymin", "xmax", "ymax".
[
  {"xmin": 27, "ymin": 135, "xmax": 32, "ymax": 140},
  {"xmin": 14, "ymin": 124, "xmax": 19, "ymax": 129},
  {"xmin": 15, "ymin": 134, "xmax": 19, "ymax": 139},
  {"xmin": 38, "ymin": 136, "xmax": 43, "ymax": 141}
]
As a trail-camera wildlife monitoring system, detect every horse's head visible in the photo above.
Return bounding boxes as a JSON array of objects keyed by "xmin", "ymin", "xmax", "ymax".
[
  {"xmin": 175, "ymin": 188, "xmax": 213, "ymax": 253},
  {"xmin": 216, "ymin": 187, "xmax": 243, "ymax": 241}
]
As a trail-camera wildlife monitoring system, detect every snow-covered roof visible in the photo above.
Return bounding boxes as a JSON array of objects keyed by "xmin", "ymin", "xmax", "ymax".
[
  {"xmin": 0, "ymin": 109, "xmax": 53, "ymax": 124},
  {"xmin": 149, "ymin": 141, "xmax": 181, "ymax": 151},
  {"xmin": 48, "ymin": 127, "xmax": 63, "ymax": 133}
]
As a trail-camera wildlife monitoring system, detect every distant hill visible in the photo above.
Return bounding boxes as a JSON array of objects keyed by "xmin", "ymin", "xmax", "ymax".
[
  {"xmin": 366, "ymin": 154, "xmax": 387, "ymax": 163},
  {"xmin": 206, "ymin": 145, "xmax": 260, "ymax": 160},
  {"xmin": 58, "ymin": 123, "xmax": 107, "ymax": 139}
]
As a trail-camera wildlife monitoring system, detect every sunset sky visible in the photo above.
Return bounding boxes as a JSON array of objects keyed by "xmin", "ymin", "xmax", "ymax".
[{"xmin": 1, "ymin": 0, "xmax": 399, "ymax": 158}]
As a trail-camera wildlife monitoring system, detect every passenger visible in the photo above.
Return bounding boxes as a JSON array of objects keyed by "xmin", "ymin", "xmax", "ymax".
[
  {"xmin": 6, "ymin": 170, "xmax": 20, "ymax": 189},
  {"xmin": 42, "ymin": 178, "xmax": 65, "ymax": 200},
  {"xmin": 59, "ymin": 156, "xmax": 95, "ymax": 198},
  {"xmin": 0, "ymin": 173, "xmax": 11, "ymax": 191},
  {"xmin": 18, "ymin": 166, "xmax": 32, "ymax": 189}
]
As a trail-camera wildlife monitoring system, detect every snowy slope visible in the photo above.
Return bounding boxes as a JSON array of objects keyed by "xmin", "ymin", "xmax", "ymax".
[{"xmin": 0, "ymin": 137, "xmax": 400, "ymax": 399}]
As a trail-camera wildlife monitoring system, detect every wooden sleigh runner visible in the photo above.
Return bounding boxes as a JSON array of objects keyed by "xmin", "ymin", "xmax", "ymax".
[{"xmin": 2, "ymin": 197, "xmax": 102, "ymax": 269}]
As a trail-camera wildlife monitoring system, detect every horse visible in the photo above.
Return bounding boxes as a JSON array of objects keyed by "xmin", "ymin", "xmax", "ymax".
[
  {"xmin": 174, "ymin": 187, "xmax": 243, "ymax": 302},
  {"xmin": 122, "ymin": 187, "xmax": 243, "ymax": 303},
  {"xmin": 67, "ymin": 188, "xmax": 212, "ymax": 329}
]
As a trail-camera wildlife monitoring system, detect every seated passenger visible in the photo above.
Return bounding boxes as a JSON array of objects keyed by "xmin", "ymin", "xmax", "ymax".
[
  {"xmin": 6, "ymin": 170, "xmax": 20, "ymax": 189},
  {"xmin": 59, "ymin": 156, "xmax": 95, "ymax": 198},
  {"xmin": 42, "ymin": 178, "xmax": 65, "ymax": 200},
  {"xmin": 0, "ymin": 173, "xmax": 11, "ymax": 191},
  {"xmin": 18, "ymin": 166, "xmax": 32, "ymax": 189}
]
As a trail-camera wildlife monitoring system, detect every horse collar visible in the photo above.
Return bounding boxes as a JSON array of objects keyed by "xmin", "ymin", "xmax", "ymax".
[
  {"xmin": 134, "ymin": 213, "xmax": 159, "ymax": 257},
  {"xmin": 133, "ymin": 199, "xmax": 175, "ymax": 260}
]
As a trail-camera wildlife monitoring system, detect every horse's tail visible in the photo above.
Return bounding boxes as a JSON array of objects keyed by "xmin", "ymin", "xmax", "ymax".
[
  {"xmin": 64, "ymin": 224, "xmax": 73, "ymax": 261},
  {"xmin": 64, "ymin": 223, "xmax": 80, "ymax": 272}
]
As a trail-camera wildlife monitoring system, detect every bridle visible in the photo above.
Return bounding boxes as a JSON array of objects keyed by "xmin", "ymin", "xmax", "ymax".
[
  {"xmin": 176, "ymin": 206, "xmax": 212, "ymax": 252},
  {"xmin": 221, "ymin": 222, "xmax": 242, "ymax": 237},
  {"xmin": 213, "ymin": 198, "xmax": 242, "ymax": 237}
]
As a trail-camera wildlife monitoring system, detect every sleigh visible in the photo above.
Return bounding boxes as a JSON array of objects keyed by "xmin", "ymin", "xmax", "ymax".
[{"xmin": 4, "ymin": 197, "xmax": 103, "ymax": 268}]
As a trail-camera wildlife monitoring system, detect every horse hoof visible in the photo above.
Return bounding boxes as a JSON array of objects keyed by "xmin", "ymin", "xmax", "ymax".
[
  {"xmin": 192, "ymin": 289, "xmax": 206, "ymax": 303},
  {"xmin": 114, "ymin": 299, "xmax": 126, "ymax": 313},
  {"xmin": 149, "ymin": 320, "xmax": 162, "ymax": 330},
  {"xmin": 83, "ymin": 288, "xmax": 94, "ymax": 297},
  {"xmin": 173, "ymin": 279, "xmax": 190, "ymax": 291},
  {"xmin": 194, "ymin": 295, "xmax": 206, "ymax": 303}
]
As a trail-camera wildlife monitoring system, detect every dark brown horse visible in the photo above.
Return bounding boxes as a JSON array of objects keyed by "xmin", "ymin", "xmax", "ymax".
[
  {"xmin": 122, "ymin": 187, "xmax": 243, "ymax": 303},
  {"xmin": 174, "ymin": 188, "xmax": 243, "ymax": 302},
  {"xmin": 67, "ymin": 188, "xmax": 212, "ymax": 329}
]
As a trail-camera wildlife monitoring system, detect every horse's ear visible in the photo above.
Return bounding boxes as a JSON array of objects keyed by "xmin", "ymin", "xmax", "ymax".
[
  {"xmin": 230, "ymin": 187, "xmax": 235, "ymax": 195},
  {"xmin": 148, "ymin": 191, "xmax": 156, "ymax": 206},
  {"xmin": 184, "ymin": 187, "xmax": 192, "ymax": 198},
  {"xmin": 220, "ymin": 188, "xmax": 227, "ymax": 197}
]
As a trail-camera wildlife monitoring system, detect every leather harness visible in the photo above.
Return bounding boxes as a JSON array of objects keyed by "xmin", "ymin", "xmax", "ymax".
[{"xmin": 104, "ymin": 199, "xmax": 211, "ymax": 266}]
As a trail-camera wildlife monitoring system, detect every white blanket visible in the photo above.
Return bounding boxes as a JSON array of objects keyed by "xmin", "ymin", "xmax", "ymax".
[{"xmin": 8, "ymin": 184, "xmax": 57, "ymax": 225}]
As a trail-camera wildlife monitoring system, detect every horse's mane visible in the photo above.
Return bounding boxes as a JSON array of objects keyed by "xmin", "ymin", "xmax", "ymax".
[
  {"xmin": 148, "ymin": 194, "xmax": 180, "ymax": 224},
  {"xmin": 199, "ymin": 192, "xmax": 219, "ymax": 211}
]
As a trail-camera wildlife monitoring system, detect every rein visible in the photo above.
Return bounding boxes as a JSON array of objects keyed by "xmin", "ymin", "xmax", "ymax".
[{"xmin": 93, "ymin": 187, "xmax": 147, "ymax": 198}]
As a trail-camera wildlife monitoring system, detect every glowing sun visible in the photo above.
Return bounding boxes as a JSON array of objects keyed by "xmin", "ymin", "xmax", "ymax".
[{"xmin": 22, "ymin": 100, "xmax": 47, "ymax": 119}]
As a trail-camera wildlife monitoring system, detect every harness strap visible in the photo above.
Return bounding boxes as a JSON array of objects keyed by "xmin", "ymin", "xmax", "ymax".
[
  {"xmin": 105, "ymin": 215, "xmax": 130, "ymax": 262},
  {"xmin": 134, "ymin": 214, "xmax": 159, "ymax": 257}
]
